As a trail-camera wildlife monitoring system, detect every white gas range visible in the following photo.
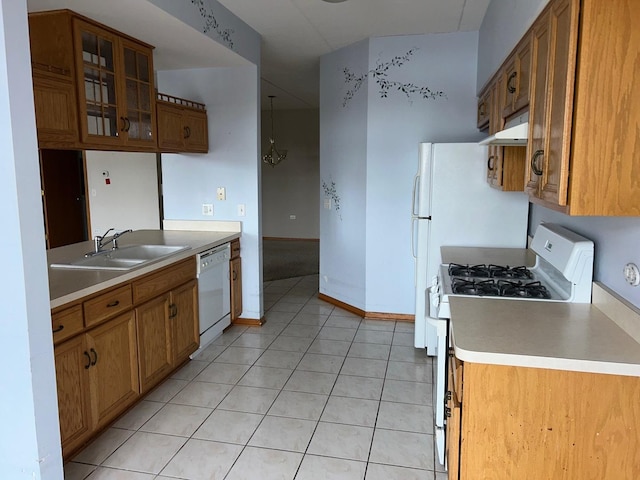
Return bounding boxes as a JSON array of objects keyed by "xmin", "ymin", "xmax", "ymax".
[{"xmin": 429, "ymin": 223, "xmax": 594, "ymax": 467}]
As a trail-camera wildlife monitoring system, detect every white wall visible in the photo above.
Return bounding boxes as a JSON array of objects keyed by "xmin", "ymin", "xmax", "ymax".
[
  {"xmin": 86, "ymin": 151, "xmax": 160, "ymax": 236},
  {"xmin": 261, "ymin": 108, "xmax": 319, "ymax": 239},
  {"xmin": 157, "ymin": 66, "xmax": 262, "ymax": 320},
  {"xmin": 319, "ymin": 39, "xmax": 369, "ymax": 310},
  {"xmin": 149, "ymin": 0, "xmax": 261, "ymax": 65},
  {"xmin": 479, "ymin": 0, "xmax": 640, "ymax": 309},
  {"xmin": 320, "ymin": 32, "xmax": 481, "ymax": 314},
  {"xmin": 365, "ymin": 32, "xmax": 481, "ymax": 314},
  {"xmin": 0, "ymin": 0, "xmax": 63, "ymax": 477}
]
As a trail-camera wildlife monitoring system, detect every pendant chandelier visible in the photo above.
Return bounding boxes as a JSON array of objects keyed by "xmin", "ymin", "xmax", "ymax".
[{"xmin": 262, "ymin": 95, "xmax": 287, "ymax": 167}]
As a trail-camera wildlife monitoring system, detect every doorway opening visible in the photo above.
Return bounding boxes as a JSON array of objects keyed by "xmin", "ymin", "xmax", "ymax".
[{"xmin": 40, "ymin": 149, "xmax": 89, "ymax": 248}]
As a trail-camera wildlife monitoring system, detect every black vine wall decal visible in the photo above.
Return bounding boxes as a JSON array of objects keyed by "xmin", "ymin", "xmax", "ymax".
[
  {"xmin": 322, "ymin": 179, "xmax": 342, "ymax": 220},
  {"xmin": 191, "ymin": 0, "xmax": 234, "ymax": 49},
  {"xmin": 342, "ymin": 48, "xmax": 446, "ymax": 107}
]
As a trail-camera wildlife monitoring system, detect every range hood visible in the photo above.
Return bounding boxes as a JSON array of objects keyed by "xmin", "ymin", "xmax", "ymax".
[{"xmin": 479, "ymin": 112, "xmax": 529, "ymax": 146}]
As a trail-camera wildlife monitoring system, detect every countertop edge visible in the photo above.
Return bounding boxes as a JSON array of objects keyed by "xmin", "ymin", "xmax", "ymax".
[{"xmin": 453, "ymin": 344, "xmax": 640, "ymax": 377}]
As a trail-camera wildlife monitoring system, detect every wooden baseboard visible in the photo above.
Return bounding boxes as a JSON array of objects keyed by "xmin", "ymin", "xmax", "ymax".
[
  {"xmin": 318, "ymin": 293, "xmax": 365, "ymax": 317},
  {"xmin": 231, "ymin": 317, "xmax": 266, "ymax": 326},
  {"xmin": 263, "ymin": 237, "xmax": 319, "ymax": 242},
  {"xmin": 365, "ymin": 312, "xmax": 414, "ymax": 322},
  {"xmin": 318, "ymin": 293, "xmax": 414, "ymax": 322}
]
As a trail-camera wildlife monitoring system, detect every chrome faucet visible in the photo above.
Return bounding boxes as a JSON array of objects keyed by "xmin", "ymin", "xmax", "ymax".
[{"xmin": 86, "ymin": 228, "xmax": 132, "ymax": 256}]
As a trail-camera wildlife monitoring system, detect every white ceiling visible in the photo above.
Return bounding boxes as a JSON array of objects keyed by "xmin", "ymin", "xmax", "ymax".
[
  {"xmin": 218, "ymin": 0, "xmax": 491, "ymax": 109},
  {"xmin": 26, "ymin": 0, "xmax": 491, "ymax": 110}
]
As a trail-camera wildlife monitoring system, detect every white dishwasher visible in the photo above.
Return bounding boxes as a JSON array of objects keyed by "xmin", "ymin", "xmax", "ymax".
[{"xmin": 193, "ymin": 243, "xmax": 231, "ymax": 356}]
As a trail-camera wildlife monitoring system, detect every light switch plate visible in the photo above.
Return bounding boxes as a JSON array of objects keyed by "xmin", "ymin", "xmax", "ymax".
[
  {"xmin": 237, "ymin": 204, "xmax": 246, "ymax": 216},
  {"xmin": 216, "ymin": 187, "xmax": 226, "ymax": 200},
  {"xmin": 202, "ymin": 204, "xmax": 213, "ymax": 216}
]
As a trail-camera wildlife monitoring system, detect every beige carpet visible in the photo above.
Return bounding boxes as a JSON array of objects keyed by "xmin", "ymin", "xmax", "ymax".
[{"xmin": 263, "ymin": 239, "xmax": 319, "ymax": 281}]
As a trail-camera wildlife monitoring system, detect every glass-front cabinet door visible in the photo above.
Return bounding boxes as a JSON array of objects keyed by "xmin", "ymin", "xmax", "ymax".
[
  {"xmin": 74, "ymin": 20, "xmax": 122, "ymax": 147},
  {"xmin": 120, "ymin": 39, "xmax": 155, "ymax": 147},
  {"xmin": 73, "ymin": 19, "xmax": 156, "ymax": 150}
]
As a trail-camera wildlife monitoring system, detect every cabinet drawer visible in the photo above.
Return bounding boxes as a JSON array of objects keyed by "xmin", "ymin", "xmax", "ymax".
[
  {"xmin": 52, "ymin": 304, "xmax": 83, "ymax": 343},
  {"xmin": 83, "ymin": 285, "xmax": 133, "ymax": 328},
  {"xmin": 132, "ymin": 257, "xmax": 196, "ymax": 304},
  {"xmin": 231, "ymin": 239, "xmax": 240, "ymax": 259}
]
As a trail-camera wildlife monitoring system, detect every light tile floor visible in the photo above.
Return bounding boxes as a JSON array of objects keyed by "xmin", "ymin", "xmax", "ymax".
[{"xmin": 64, "ymin": 275, "xmax": 447, "ymax": 480}]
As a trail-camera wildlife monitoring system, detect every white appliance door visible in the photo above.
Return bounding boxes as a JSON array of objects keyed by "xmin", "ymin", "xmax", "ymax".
[
  {"xmin": 413, "ymin": 217, "xmax": 432, "ymax": 349},
  {"xmin": 413, "ymin": 143, "xmax": 433, "ymax": 218},
  {"xmin": 426, "ymin": 143, "xmax": 529, "ymax": 283}
]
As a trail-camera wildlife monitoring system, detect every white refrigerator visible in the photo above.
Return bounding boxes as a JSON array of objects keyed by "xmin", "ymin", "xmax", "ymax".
[{"xmin": 412, "ymin": 143, "xmax": 529, "ymax": 353}]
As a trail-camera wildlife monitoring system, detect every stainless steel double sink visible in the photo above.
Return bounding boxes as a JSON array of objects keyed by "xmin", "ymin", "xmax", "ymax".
[{"xmin": 50, "ymin": 244, "xmax": 191, "ymax": 271}]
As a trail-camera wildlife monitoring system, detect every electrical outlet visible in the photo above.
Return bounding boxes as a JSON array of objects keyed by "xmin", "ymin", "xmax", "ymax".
[
  {"xmin": 289, "ymin": 214, "xmax": 296, "ymax": 220},
  {"xmin": 237, "ymin": 204, "xmax": 246, "ymax": 216},
  {"xmin": 624, "ymin": 263, "xmax": 640, "ymax": 286},
  {"xmin": 202, "ymin": 204, "xmax": 213, "ymax": 216},
  {"xmin": 217, "ymin": 187, "xmax": 226, "ymax": 200}
]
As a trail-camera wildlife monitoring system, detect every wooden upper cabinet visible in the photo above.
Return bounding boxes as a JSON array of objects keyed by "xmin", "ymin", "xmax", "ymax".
[
  {"xmin": 28, "ymin": 10, "xmax": 157, "ymax": 152},
  {"xmin": 476, "ymin": 88, "xmax": 491, "ymax": 130},
  {"xmin": 526, "ymin": 0, "xmax": 578, "ymax": 209},
  {"xmin": 525, "ymin": 0, "xmax": 640, "ymax": 215},
  {"xmin": 568, "ymin": 0, "xmax": 640, "ymax": 215},
  {"xmin": 73, "ymin": 18, "xmax": 156, "ymax": 150},
  {"xmin": 157, "ymin": 94, "xmax": 209, "ymax": 153},
  {"xmin": 502, "ymin": 35, "xmax": 532, "ymax": 118}
]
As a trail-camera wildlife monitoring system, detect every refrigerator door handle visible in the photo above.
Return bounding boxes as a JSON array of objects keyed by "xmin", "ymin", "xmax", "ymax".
[{"xmin": 411, "ymin": 174, "xmax": 420, "ymax": 216}]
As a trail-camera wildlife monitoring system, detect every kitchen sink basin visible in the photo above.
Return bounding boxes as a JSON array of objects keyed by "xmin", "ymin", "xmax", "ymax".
[{"xmin": 50, "ymin": 245, "xmax": 191, "ymax": 271}]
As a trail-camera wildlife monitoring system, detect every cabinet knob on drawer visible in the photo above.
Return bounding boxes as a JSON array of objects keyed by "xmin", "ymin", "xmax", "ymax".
[
  {"xmin": 107, "ymin": 300, "xmax": 120, "ymax": 308},
  {"xmin": 53, "ymin": 324, "xmax": 64, "ymax": 333}
]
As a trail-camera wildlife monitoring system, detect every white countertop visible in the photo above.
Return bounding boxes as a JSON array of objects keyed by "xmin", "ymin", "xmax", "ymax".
[
  {"xmin": 48, "ymin": 229, "xmax": 240, "ymax": 309},
  {"xmin": 442, "ymin": 246, "xmax": 640, "ymax": 377},
  {"xmin": 449, "ymin": 297, "xmax": 640, "ymax": 376}
]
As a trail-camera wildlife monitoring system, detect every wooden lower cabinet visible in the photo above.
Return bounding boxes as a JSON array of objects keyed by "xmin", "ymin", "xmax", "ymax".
[
  {"xmin": 172, "ymin": 279, "xmax": 199, "ymax": 365},
  {"xmin": 54, "ymin": 335, "xmax": 92, "ymax": 457},
  {"xmin": 136, "ymin": 293, "xmax": 173, "ymax": 394},
  {"xmin": 230, "ymin": 256, "xmax": 242, "ymax": 321},
  {"xmin": 54, "ymin": 256, "xmax": 200, "ymax": 458},
  {"xmin": 54, "ymin": 311, "xmax": 138, "ymax": 456},
  {"xmin": 449, "ymin": 360, "xmax": 640, "ymax": 479},
  {"xmin": 136, "ymin": 279, "xmax": 199, "ymax": 393},
  {"xmin": 87, "ymin": 312, "xmax": 139, "ymax": 428}
]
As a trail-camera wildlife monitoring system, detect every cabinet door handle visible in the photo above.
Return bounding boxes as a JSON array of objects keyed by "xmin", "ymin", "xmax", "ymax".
[
  {"xmin": 120, "ymin": 116, "xmax": 127, "ymax": 132},
  {"xmin": 53, "ymin": 324, "xmax": 64, "ymax": 334},
  {"xmin": 84, "ymin": 351, "xmax": 91, "ymax": 369},
  {"xmin": 487, "ymin": 156, "xmax": 496, "ymax": 171},
  {"xmin": 183, "ymin": 126, "xmax": 191, "ymax": 139},
  {"xmin": 507, "ymin": 71, "xmax": 517, "ymax": 94},
  {"xmin": 531, "ymin": 149, "xmax": 544, "ymax": 176},
  {"xmin": 169, "ymin": 304, "xmax": 177, "ymax": 319},
  {"xmin": 107, "ymin": 300, "xmax": 120, "ymax": 308},
  {"xmin": 448, "ymin": 347, "xmax": 455, "ymax": 357},
  {"xmin": 90, "ymin": 348, "xmax": 98, "ymax": 366},
  {"xmin": 124, "ymin": 117, "xmax": 131, "ymax": 132},
  {"xmin": 232, "ymin": 270, "xmax": 237, "ymax": 281},
  {"xmin": 445, "ymin": 406, "xmax": 452, "ymax": 418},
  {"xmin": 478, "ymin": 102, "xmax": 486, "ymax": 117}
]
